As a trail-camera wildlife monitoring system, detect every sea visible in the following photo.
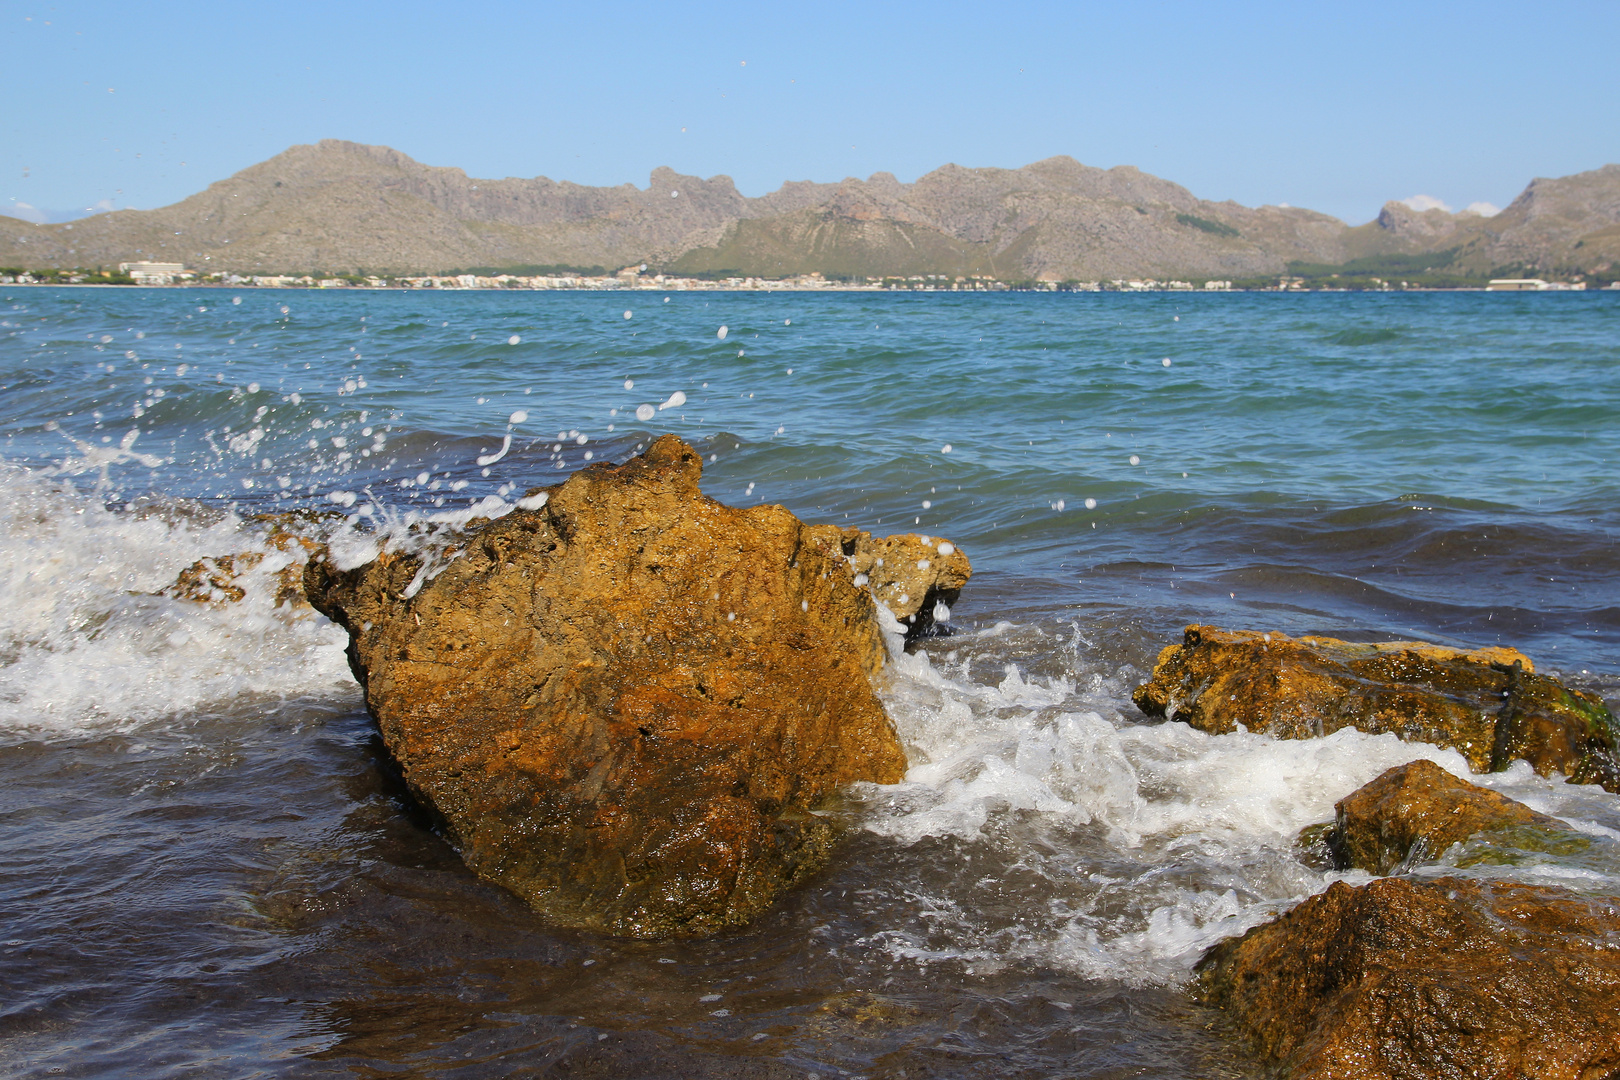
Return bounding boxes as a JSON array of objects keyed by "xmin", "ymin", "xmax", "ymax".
[{"xmin": 3, "ymin": 286, "xmax": 1618, "ymax": 1078}]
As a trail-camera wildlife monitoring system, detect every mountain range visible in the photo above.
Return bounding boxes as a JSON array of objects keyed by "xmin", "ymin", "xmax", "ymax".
[{"xmin": 3, "ymin": 140, "xmax": 1617, "ymax": 282}]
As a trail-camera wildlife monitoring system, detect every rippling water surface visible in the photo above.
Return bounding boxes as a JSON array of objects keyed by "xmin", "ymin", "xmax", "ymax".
[{"xmin": 3, "ymin": 287, "xmax": 1618, "ymax": 1077}]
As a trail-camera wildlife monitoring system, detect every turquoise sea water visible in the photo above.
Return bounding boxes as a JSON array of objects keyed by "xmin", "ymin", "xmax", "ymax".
[{"xmin": 2, "ymin": 287, "xmax": 1618, "ymax": 1077}]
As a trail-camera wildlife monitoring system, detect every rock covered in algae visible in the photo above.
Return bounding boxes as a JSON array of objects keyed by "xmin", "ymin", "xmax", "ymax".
[
  {"xmin": 305, "ymin": 435, "xmax": 973, "ymax": 938},
  {"xmin": 1132, "ymin": 625, "xmax": 1620, "ymax": 791},
  {"xmin": 1194, "ymin": 875, "xmax": 1620, "ymax": 1080},
  {"xmin": 1323, "ymin": 758, "xmax": 1586, "ymax": 874}
]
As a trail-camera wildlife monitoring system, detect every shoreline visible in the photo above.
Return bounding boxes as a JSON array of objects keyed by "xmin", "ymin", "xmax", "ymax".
[{"xmin": 5, "ymin": 280, "xmax": 1616, "ymax": 293}]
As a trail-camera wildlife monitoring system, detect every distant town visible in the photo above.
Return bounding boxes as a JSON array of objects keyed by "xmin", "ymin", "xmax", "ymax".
[{"xmin": 0, "ymin": 261, "xmax": 1610, "ymax": 293}]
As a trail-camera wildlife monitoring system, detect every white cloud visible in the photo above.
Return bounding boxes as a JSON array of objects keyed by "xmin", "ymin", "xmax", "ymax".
[
  {"xmin": 1399, "ymin": 194, "xmax": 1453, "ymax": 213},
  {"xmin": 2, "ymin": 200, "xmax": 48, "ymax": 224},
  {"xmin": 1, "ymin": 199, "xmax": 123, "ymax": 224},
  {"xmin": 1461, "ymin": 201, "xmax": 1501, "ymax": 218}
]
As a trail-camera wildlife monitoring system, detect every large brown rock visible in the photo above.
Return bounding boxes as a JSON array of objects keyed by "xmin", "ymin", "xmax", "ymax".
[
  {"xmin": 1133, "ymin": 625, "xmax": 1620, "ymax": 791},
  {"xmin": 1326, "ymin": 758, "xmax": 1587, "ymax": 874},
  {"xmin": 305, "ymin": 435, "xmax": 971, "ymax": 938},
  {"xmin": 1194, "ymin": 875, "xmax": 1620, "ymax": 1079}
]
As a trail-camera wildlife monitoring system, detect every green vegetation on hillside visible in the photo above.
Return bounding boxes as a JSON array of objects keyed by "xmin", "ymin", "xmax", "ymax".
[
  {"xmin": 1176, "ymin": 213, "xmax": 1240, "ymax": 238},
  {"xmin": 1281, "ymin": 248, "xmax": 1485, "ymax": 289},
  {"xmin": 454, "ymin": 264, "xmax": 610, "ymax": 277}
]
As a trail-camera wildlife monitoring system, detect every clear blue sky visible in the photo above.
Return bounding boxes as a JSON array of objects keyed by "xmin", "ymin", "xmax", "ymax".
[{"xmin": 5, "ymin": 0, "xmax": 1617, "ymax": 225}]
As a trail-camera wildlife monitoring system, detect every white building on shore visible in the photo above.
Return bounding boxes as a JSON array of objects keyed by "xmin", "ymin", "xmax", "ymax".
[{"xmin": 118, "ymin": 261, "xmax": 192, "ymax": 285}]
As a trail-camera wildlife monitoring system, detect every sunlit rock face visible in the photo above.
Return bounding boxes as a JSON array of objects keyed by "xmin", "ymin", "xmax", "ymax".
[
  {"xmin": 306, "ymin": 435, "xmax": 973, "ymax": 938},
  {"xmin": 1195, "ymin": 875, "xmax": 1620, "ymax": 1080},
  {"xmin": 1322, "ymin": 758, "xmax": 1586, "ymax": 874},
  {"xmin": 1133, "ymin": 625, "xmax": 1620, "ymax": 790}
]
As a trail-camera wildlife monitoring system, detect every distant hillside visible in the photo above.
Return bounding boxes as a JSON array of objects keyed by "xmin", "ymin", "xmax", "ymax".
[{"xmin": 1, "ymin": 141, "xmax": 1616, "ymax": 282}]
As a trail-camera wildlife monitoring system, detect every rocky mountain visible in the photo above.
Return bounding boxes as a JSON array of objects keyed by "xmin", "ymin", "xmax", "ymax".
[{"xmin": 2, "ymin": 140, "xmax": 1616, "ymax": 281}]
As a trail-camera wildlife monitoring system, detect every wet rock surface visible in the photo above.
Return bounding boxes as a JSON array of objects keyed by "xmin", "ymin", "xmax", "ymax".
[
  {"xmin": 839, "ymin": 529, "xmax": 969, "ymax": 637},
  {"xmin": 304, "ymin": 435, "xmax": 971, "ymax": 938},
  {"xmin": 1195, "ymin": 874, "xmax": 1620, "ymax": 1080},
  {"xmin": 1133, "ymin": 625, "xmax": 1620, "ymax": 790},
  {"xmin": 162, "ymin": 510, "xmax": 339, "ymax": 609},
  {"xmin": 1325, "ymin": 758, "xmax": 1587, "ymax": 874}
]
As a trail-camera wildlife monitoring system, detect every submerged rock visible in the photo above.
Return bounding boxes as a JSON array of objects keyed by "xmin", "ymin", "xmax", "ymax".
[
  {"xmin": 163, "ymin": 509, "xmax": 339, "ymax": 609},
  {"xmin": 305, "ymin": 435, "xmax": 971, "ymax": 938},
  {"xmin": 1133, "ymin": 625, "xmax": 1620, "ymax": 791},
  {"xmin": 1195, "ymin": 875, "xmax": 1620, "ymax": 1079},
  {"xmin": 1324, "ymin": 758, "xmax": 1587, "ymax": 874}
]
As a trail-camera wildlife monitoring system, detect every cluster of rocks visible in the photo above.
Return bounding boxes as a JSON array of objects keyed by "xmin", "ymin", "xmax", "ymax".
[
  {"xmin": 1134, "ymin": 630, "xmax": 1620, "ymax": 1078},
  {"xmin": 166, "ymin": 436, "xmax": 1620, "ymax": 1076}
]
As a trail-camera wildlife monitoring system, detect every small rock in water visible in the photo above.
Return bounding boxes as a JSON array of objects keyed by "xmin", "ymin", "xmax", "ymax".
[{"xmin": 1315, "ymin": 758, "xmax": 1588, "ymax": 874}]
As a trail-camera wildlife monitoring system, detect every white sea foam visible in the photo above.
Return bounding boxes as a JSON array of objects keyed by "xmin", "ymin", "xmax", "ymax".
[
  {"xmin": 858, "ymin": 629, "xmax": 1620, "ymax": 986},
  {"xmin": 0, "ymin": 467, "xmax": 353, "ymax": 735}
]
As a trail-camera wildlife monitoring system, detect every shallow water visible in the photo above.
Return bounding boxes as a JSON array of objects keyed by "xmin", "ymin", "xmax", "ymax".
[{"xmin": 3, "ymin": 287, "xmax": 1618, "ymax": 1077}]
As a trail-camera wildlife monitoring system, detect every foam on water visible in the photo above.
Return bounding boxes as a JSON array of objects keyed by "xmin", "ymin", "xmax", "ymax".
[
  {"xmin": 0, "ymin": 466, "xmax": 354, "ymax": 735},
  {"xmin": 857, "ymin": 621, "xmax": 1620, "ymax": 986}
]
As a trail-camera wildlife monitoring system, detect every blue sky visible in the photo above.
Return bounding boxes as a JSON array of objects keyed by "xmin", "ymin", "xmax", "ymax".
[{"xmin": 5, "ymin": 1, "xmax": 1617, "ymax": 225}]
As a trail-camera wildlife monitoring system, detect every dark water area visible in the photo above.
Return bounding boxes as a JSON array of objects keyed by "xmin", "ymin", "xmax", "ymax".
[{"xmin": 2, "ymin": 287, "xmax": 1618, "ymax": 1077}]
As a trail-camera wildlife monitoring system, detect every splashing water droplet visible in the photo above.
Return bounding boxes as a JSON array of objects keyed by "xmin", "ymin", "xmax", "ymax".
[
  {"xmin": 635, "ymin": 404, "xmax": 656, "ymax": 422},
  {"xmin": 941, "ymin": 444, "xmax": 952, "ymax": 454},
  {"xmin": 1084, "ymin": 497, "xmax": 1098, "ymax": 510},
  {"xmin": 1129, "ymin": 455, "xmax": 1141, "ymax": 465},
  {"xmin": 1161, "ymin": 357, "xmax": 1171, "ymax": 367},
  {"xmin": 716, "ymin": 326, "xmax": 728, "ymax": 340},
  {"xmin": 508, "ymin": 335, "xmax": 522, "ymax": 345},
  {"xmin": 509, "ymin": 410, "xmax": 528, "ymax": 424},
  {"xmin": 623, "ymin": 311, "xmax": 632, "ymax": 320},
  {"xmin": 659, "ymin": 391, "xmax": 687, "ymax": 411},
  {"xmin": 624, "ymin": 378, "xmax": 634, "ymax": 390}
]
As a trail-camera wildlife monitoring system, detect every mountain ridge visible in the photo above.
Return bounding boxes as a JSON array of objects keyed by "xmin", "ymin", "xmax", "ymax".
[{"xmin": 2, "ymin": 141, "xmax": 1616, "ymax": 282}]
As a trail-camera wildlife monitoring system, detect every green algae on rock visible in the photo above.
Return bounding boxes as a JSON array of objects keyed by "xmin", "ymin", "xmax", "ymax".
[
  {"xmin": 1133, "ymin": 625, "xmax": 1620, "ymax": 791},
  {"xmin": 1322, "ymin": 758, "xmax": 1588, "ymax": 874}
]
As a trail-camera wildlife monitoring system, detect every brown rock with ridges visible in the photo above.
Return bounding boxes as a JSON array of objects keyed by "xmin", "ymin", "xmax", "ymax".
[
  {"xmin": 1194, "ymin": 875, "xmax": 1620, "ymax": 1079},
  {"xmin": 1132, "ymin": 625, "xmax": 1620, "ymax": 791},
  {"xmin": 304, "ymin": 436, "xmax": 966, "ymax": 938},
  {"xmin": 1327, "ymin": 758, "xmax": 1581, "ymax": 874}
]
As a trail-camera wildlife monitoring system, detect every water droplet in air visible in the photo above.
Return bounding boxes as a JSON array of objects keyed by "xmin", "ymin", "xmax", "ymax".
[
  {"xmin": 509, "ymin": 410, "xmax": 528, "ymax": 424},
  {"xmin": 1129, "ymin": 455, "xmax": 1141, "ymax": 465},
  {"xmin": 624, "ymin": 378, "xmax": 634, "ymax": 390},
  {"xmin": 636, "ymin": 404, "xmax": 656, "ymax": 421},
  {"xmin": 941, "ymin": 444, "xmax": 952, "ymax": 454},
  {"xmin": 921, "ymin": 500, "xmax": 931, "ymax": 509},
  {"xmin": 716, "ymin": 326, "xmax": 728, "ymax": 340},
  {"xmin": 659, "ymin": 391, "xmax": 686, "ymax": 411},
  {"xmin": 1162, "ymin": 357, "xmax": 1172, "ymax": 367},
  {"xmin": 1084, "ymin": 497, "xmax": 1098, "ymax": 509},
  {"xmin": 623, "ymin": 311, "xmax": 632, "ymax": 320},
  {"xmin": 508, "ymin": 334, "xmax": 521, "ymax": 345}
]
